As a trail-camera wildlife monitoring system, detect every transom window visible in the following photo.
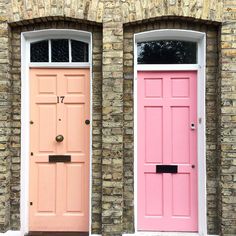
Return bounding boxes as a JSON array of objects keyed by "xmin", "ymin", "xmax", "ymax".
[
  {"xmin": 137, "ymin": 40, "xmax": 197, "ymax": 64},
  {"xmin": 30, "ymin": 39, "xmax": 89, "ymax": 63}
]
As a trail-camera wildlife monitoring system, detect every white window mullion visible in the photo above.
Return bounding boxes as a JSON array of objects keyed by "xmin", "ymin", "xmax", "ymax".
[
  {"xmin": 49, "ymin": 40, "xmax": 51, "ymax": 63},
  {"xmin": 69, "ymin": 39, "xmax": 72, "ymax": 63}
]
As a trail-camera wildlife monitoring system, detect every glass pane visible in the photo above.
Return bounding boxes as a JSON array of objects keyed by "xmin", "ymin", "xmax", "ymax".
[
  {"xmin": 51, "ymin": 39, "xmax": 69, "ymax": 62},
  {"xmin": 30, "ymin": 40, "xmax": 49, "ymax": 62},
  {"xmin": 71, "ymin": 40, "xmax": 89, "ymax": 62},
  {"xmin": 137, "ymin": 40, "xmax": 197, "ymax": 64}
]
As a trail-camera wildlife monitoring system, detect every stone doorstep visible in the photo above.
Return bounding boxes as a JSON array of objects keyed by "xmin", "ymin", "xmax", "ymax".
[
  {"xmin": 0, "ymin": 232, "xmax": 99, "ymax": 236},
  {"xmin": 0, "ymin": 232, "xmax": 220, "ymax": 236},
  {"xmin": 123, "ymin": 234, "xmax": 219, "ymax": 236},
  {"xmin": 26, "ymin": 232, "xmax": 88, "ymax": 236}
]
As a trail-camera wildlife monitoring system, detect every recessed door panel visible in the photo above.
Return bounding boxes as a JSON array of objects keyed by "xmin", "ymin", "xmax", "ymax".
[
  {"xmin": 37, "ymin": 164, "xmax": 56, "ymax": 213},
  {"xmin": 171, "ymin": 107, "xmax": 190, "ymax": 164},
  {"xmin": 145, "ymin": 107, "xmax": 163, "ymax": 163},
  {"xmin": 138, "ymin": 71, "xmax": 198, "ymax": 232},
  {"xmin": 38, "ymin": 105, "xmax": 57, "ymax": 152},
  {"xmin": 29, "ymin": 68, "xmax": 90, "ymax": 232},
  {"xmin": 145, "ymin": 174, "xmax": 163, "ymax": 216},
  {"xmin": 66, "ymin": 105, "xmax": 85, "ymax": 152},
  {"xmin": 172, "ymin": 174, "xmax": 190, "ymax": 216},
  {"xmin": 65, "ymin": 164, "xmax": 84, "ymax": 213}
]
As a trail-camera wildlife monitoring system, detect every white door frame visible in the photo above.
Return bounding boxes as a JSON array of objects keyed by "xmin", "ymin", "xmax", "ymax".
[
  {"xmin": 133, "ymin": 29, "xmax": 207, "ymax": 236},
  {"xmin": 20, "ymin": 29, "xmax": 93, "ymax": 235}
]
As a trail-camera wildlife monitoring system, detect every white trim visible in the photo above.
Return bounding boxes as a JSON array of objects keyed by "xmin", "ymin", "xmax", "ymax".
[
  {"xmin": 136, "ymin": 64, "xmax": 198, "ymax": 71},
  {"xmin": 25, "ymin": 29, "xmax": 91, "ymax": 67},
  {"xmin": 133, "ymin": 29, "xmax": 207, "ymax": 235},
  {"xmin": 49, "ymin": 39, "xmax": 51, "ymax": 63},
  {"xmin": 0, "ymin": 231, "xmax": 21, "ymax": 236},
  {"xmin": 122, "ymin": 234, "xmax": 219, "ymax": 236},
  {"xmin": 29, "ymin": 62, "xmax": 90, "ymax": 68},
  {"xmin": 135, "ymin": 29, "xmax": 203, "ymax": 43},
  {"xmin": 20, "ymin": 29, "xmax": 93, "ymax": 235}
]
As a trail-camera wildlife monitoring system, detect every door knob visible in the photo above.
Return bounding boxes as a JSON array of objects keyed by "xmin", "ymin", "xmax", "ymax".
[{"xmin": 55, "ymin": 135, "xmax": 64, "ymax": 142}]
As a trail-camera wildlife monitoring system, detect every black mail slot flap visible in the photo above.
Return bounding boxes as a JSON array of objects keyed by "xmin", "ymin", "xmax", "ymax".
[
  {"xmin": 156, "ymin": 165, "xmax": 178, "ymax": 173},
  {"xmin": 49, "ymin": 155, "xmax": 71, "ymax": 163}
]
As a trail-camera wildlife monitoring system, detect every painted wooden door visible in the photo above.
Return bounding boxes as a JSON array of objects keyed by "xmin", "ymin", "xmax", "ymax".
[
  {"xmin": 29, "ymin": 68, "xmax": 90, "ymax": 231},
  {"xmin": 138, "ymin": 71, "xmax": 198, "ymax": 232}
]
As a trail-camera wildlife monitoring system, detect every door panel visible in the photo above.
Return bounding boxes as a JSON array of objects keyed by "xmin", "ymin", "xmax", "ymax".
[
  {"xmin": 29, "ymin": 68, "xmax": 90, "ymax": 232},
  {"xmin": 37, "ymin": 164, "xmax": 56, "ymax": 213},
  {"xmin": 66, "ymin": 105, "xmax": 85, "ymax": 152},
  {"xmin": 38, "ymin": 105, "xmax": 57, "ymax": 152},
  {"xmin": 145, "ymin": 174, "xmax": 163, "ymax": 216},
  {"xmin": 145, "ymin": 107, "xmax": 163, "ymax": 163},
  {"xmin": 138, "ymin": 71, "xmax": 197, "ymax": 232}
]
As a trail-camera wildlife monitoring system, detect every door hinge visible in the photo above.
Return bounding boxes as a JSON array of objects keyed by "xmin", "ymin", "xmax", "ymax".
[{"xmin": 199, "ymin": 117, "xmax": 202, "ymax": 124}]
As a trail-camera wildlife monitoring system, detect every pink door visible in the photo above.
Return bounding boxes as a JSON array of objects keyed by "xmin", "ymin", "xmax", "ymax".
[
  {"xmin": 29, "ymin": 68, "xmax": 90, "ymax": 231},
  {"xmin": 138, "ymin": 71, "xmax": 198, "ymax": 231}
]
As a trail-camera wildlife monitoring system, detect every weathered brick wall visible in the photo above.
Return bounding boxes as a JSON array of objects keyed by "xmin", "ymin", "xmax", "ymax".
[
  {"xmin": 1, "ymin": 0, "xmax": 236, "ymax": 235},
  {"xmin": 121, "ymin": 0, "xmax": 223, "ymax": 23},
  {"xmin": 8, "ymin": 20, "xmax": 103, "ymax": 233},
  {"xmin": 9, "ymin": 0, "xmax": 104, "ymax": 23},
  {"xmin": 0, "ymin": 0, "xmax": 12, "ymax": 232},
  {"xmin": 101, "ymin": 1, "xmax": 124, "ymax": 235},
  {"xmin": 9, "ymin": 0, "xmax": 224, "ymax": 24},
  {"xmin": 219, "ymin": 1, "xmax": 236, "ymax": 235},
  {"xmin": 123, "ymin": 20, "xmax": 220, "ymax": 235}
]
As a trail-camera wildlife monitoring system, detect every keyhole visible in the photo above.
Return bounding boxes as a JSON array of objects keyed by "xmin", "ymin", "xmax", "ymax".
[{"xmin": 191, "ymin": 123, "xmax": 196, "ymax": 130}]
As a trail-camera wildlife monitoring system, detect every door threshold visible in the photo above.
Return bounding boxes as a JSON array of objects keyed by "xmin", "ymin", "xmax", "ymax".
[
  {"xmin": 27, "ymin": 232, "xmax": 89, "ymax": 236},
  {"xmin": 123, "ymin": 233, "xmax": 200, "ymax": 236}
]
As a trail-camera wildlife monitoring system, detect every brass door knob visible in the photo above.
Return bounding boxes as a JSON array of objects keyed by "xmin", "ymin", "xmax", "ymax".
[{"xmin": 55, "ymin": 135, "xmax": 64, "ymax": 142}]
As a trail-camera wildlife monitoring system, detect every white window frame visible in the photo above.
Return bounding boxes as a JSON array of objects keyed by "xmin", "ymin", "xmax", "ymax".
[
  {"xmin": 30, "ymin": 37, "xmax": 90, "ymax": 66},
  {"xmin": 20, "ymin": 29, "xmax": 93, "ymax": 235},
  {"xmin": 134, "ymin": 29, "xmax": 207, "ymax": 236}
]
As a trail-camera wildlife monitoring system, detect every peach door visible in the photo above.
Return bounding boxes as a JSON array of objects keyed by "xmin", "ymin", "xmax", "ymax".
[
  {"xmin": 29, "ymin": 68, "xmax": 90, "ymax": 231},
  {"xmin": 138, "ymin": 71, "xmax": 198, "ymax": 231}
]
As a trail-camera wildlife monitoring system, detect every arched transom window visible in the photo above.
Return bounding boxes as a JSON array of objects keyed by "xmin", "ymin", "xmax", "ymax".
[{"xmin": 30, "ymin": 39, "xmax": 89, "ymax": 63}]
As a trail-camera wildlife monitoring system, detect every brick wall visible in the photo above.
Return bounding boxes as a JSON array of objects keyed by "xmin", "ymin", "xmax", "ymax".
[
  {"xmin": 219, "ymin": 1, "xmax": 236, "ymax": 235},
  {"xmin": 0, "ymin": 0, "xmax": 12, "ymax": 231},
  {"xmin": 101, "ymin": 1, "xmax": 124, "ymax": 235},
  {"xmin": 0, "ymin": 0, "xmax": 236, "ymax": 235}
]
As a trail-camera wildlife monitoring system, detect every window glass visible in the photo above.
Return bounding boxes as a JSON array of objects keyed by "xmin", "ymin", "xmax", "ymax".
[
  {"xmin": 71, "ymin": 40, "xmax": 89, "ymax": 62},
  {"xmin": 51, "ymin": 39, "xmax": 69, "ymax": 62},
  {"xmin": 30, "ymin": 40, "xmax": 49, "ymax": 62},
  {"xmin": 137, "ymin": 40, "xmax": 197, "ymax": 64}
]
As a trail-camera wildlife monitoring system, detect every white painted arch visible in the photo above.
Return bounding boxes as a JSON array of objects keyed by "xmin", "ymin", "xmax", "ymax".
[
  {"xmin": 20, "ymin": 29, "xmax": 93, "ymax": 235},
  {"xmin": 133, "ymin": 29, "xmax": 207, "ymax": 236}
]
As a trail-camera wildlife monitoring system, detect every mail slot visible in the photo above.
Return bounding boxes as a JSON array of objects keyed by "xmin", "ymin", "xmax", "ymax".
[
  {"xmin": 49, "ymin": 155, "xmax": 71, "ymax": 163},
  {"xmin": 156, "ymin": 165, "xmax": 178, "ymax": 173}
]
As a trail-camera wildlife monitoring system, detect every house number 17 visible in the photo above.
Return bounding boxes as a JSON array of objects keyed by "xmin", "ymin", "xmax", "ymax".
[{"xmin": 57, "ymin": 96, "xmax": 65, "ymax": 103}]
